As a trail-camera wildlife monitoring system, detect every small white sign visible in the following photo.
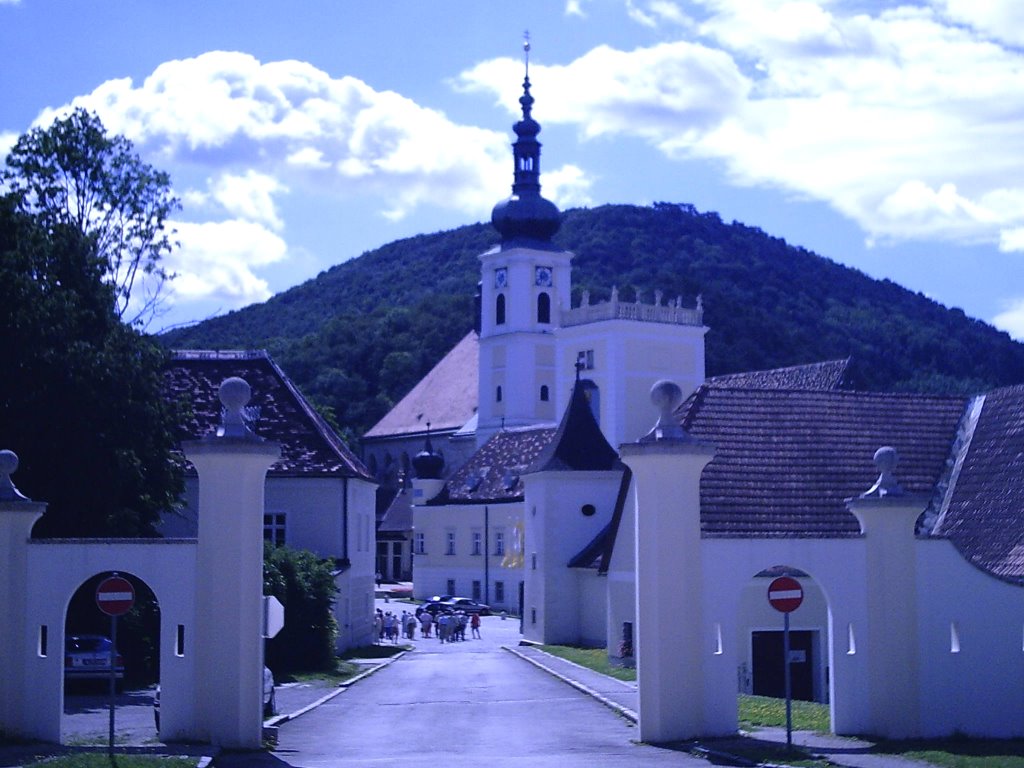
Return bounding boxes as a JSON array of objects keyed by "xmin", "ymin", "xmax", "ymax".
[{"xmin": 263, "ymin": 595, "xmax": 285, "ymax": 639}]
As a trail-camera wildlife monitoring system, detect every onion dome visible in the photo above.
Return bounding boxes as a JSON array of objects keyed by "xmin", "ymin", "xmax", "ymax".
[
  {"xmin": 491, "ymin": 39, "xmax": 561, "ymax": 244},
  {"xmin": 412, "ymin": 425, "xmax": 445, "ymax": 480}
]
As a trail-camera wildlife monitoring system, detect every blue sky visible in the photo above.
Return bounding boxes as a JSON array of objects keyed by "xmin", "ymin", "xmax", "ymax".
[{"xmin": 2, "ymin": 0, "xmax": 1023, "ymax": 339}]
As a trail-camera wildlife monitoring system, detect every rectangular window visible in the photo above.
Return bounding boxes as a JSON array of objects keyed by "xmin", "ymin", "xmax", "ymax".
[
  {"xmin": 446, "ymin": 579, "xmax": 456, "ymax": 596},
  {"xmin": 495, "ymin": 581, "xmax": 505, "ymax": 603},
  {"xmin": 38, "ymin": 625, "xmax": 47, "ymax": 657},
  {"xmin": 531, "ymin": 553, "xmax": 537, "ymax": 570},
  {"xmin": 414, "ymin": 532, "xmax": 425, "ymax": 555},
  {"xmin": 494, "ymin": 530, "xmax": 505, "ymax": 556},
  {"xmin": 472, "ymin": 531, "xmax": 482, "ymax": 556},
  {"xmin": 263, "ymin": 512, "xmax": 286, "ymax": 546},
  {"xmin": 472, "ymin": 580, "xmax": 482, "ymax": 601},
  {"xmin": 446, "ymin": 531, "xmax": 456, "ymax": 556},
  {"xmin": 577, "ymin": 349, "xmax": 595, "ymax": 370},
  {"xmin": 950, "ymin": 622, "xmax": 961, "ymax": 654},
  {"xmin": 176, "ymin": 625, "xmax": 186, "ymax": 657}
]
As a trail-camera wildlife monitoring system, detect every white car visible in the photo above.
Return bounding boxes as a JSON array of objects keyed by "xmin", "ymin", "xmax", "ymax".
[{"xmin": 64, "ymin": 635, "xmax": 124, "ymax": 685}]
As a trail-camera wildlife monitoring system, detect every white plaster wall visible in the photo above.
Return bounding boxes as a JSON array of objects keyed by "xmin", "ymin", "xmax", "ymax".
[
  {"xmin": 575, "ymin": 569, "xmax": 608, "ymax": 647},
  {"xmin": 556, "ymin": 320, "xmax": 707, "ymax": 448},
  {"xmin": 916, "ymin": 539, "xmax": 1024, "ymax": 738},
  {"xmin": 335, "ymin": 478, "xmax": 378, "ymax": 650},
  {"xmin": 411, "ymin": 502, "xmax": 522, "ymax": 603},
  {"xmin": 21, "ymin": 540, "xmax": 197, "ymax": 743},
  {"xmin": 523, "ymin": 471, "xmax": 619, "ymax": 645}
]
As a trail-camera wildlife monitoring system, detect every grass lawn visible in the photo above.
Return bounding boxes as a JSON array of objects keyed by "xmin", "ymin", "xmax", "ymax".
[
  {"xmin": 538, "ymin": 644, "xmax": 637, "ymax": 682},
  {"xmin": 278, "ymin": 644, "xmax": 408, "ymax": 685},
  {"xmin": 537, "ymin": 646, "xmax": 1024, "ymax": 768},
  {"xmin": 24, "ymin": 756, "xmax": 196, "ymax": 767}
]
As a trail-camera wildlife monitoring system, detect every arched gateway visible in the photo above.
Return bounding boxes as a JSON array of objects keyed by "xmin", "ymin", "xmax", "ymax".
[{"xmin": 0, "ymin": 377, "xmax": 278, "ymax": 748}]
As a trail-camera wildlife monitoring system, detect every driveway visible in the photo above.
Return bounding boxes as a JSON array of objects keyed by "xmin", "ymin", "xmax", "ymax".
[{"xmin": 214, "ymin": 604, "xmax": 707, "ymax": 767}]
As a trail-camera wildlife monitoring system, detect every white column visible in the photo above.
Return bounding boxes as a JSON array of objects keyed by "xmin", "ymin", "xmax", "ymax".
[
  {"xmin": 619, "ymin": 381, "xmax": 715, "ymax": 742},
  {"xmin": 0, "ymin": 451, "xmax": 47, "ymax": 737},
  {"xmin": 184, "ymin": 379, "xmax": 279, "ymax": 748},
  {"xmin": 846, "ymin": 447, "xmax": 927, "ymax": 739}
]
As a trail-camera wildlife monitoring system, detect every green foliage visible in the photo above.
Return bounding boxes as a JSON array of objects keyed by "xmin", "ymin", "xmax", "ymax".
[
  {"xmin": 0, "ymin": 197, "xmax": 184, "ymax": 537},
  {"xmin": 263, "ymin": 542, "xmax": 338, "ymax": 674},
  {"xmin": 3, "ymin": 108, "xmax": 180, "ymax": 328},
  {"xmin": 539, "ymin": 644, "xmax": 637, "ymax": 682},
  {"xmin": 24, "ymin": 756, "xmax": 197, "ymax": 768},
  {"xmin": 163, "ymin": 203, "xmax": 1024, "ymax": 438},
  {"xmin": 738, "ymin": 694, "xmax": 830, "ymax": 733}
]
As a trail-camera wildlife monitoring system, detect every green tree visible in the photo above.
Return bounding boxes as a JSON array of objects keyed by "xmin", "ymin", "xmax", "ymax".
[
  {"xmin": 263, "ymin": 543, "xmax": 339, "ymax": 674},
  {"xmin": 2, "ymin": 108, "xmax": 179, "ymax": 327},
  {"xmin": 0, "ymin": 190, "xmax": 184, "ymax": 537}
]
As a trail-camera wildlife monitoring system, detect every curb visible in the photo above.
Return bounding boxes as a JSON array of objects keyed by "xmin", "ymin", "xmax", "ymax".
[
  {"xmin": 502, "ymin": 645, "xmax": 638, "ymax": 724},
  {"xmin": 265, "ymin": 651, "xmax": 407, "ymax": 727}
]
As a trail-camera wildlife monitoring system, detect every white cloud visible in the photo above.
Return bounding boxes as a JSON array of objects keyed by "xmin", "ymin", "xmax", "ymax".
[
  {"xmin": 935, "ymin": 0, "xmax": 1024, "ymax": 47},
  {"xmin": 565, "ymin": 0, "xmax": 588, "ymax": 18},
  {"xmin": 38, "ymin": 51, "xmax": 508, "ymax": 221},
  {"xmin": 210, "ymin": 170, "xmax": 288, "ymax": 231},
  {"xmin": 992, "ymin": 298, "xmax": 1024, "ymax": 341},
  {"xmin": 462, "ymin": 2, "xmax": 1024, "ymax": 252},
  {"xmin": 0, "ymin": 131, "xmax": 16, "ymax": 164},
  {"xmin": 168, "ymin": 219, "xmax": 287, "ymax": 307},
  {"xmin": 626, "ymin": 0, "xmax": 693, "ymax": 29},
  {"xmin": 544, "ymin": 164, "xmax": 595, "ymax": 208}
]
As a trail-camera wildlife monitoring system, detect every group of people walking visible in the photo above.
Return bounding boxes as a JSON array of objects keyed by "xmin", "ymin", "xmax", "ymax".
[{"xmin": 374, "ymin": 607, "xmax": 482, "ymax": 643}]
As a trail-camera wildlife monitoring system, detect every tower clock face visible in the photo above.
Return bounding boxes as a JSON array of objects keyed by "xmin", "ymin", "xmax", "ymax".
[
  {"xmin": 535, "ymin": 266, "xmax": 553, "ymax": 287},
  {"xmin": 495, "ymin": 267, "xmax": 508, "ymax": 289}
]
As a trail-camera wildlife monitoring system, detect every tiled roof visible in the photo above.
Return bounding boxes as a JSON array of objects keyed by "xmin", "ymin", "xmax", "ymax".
[
  {"xmin": 378, "ymin": 486, "xmax": 413, "ymax": 537},
  {"xmin": 933, "ymin": 385, "xmax": 1024, "ymax": 583},
  {"xmin": 680, "ymin": 386, "xmax": 967, "ymax": 537},
  {"xmin": 164, "ymin": 350, "xmax": 373, "ymax": 480},
  {"xmin": 707, "ymin": 359, "xmax": 850, "ymax": 391},
  {"xmin": 363, "ymin": 331, "xmax": 478, "ymax": 439},
  {"xmin": 429, "ymin": 426, "xmax": 558, "ymax": 505},
  {"xmin": 526, "ymin": 380, "xmax": 621, "ymax": 473}
]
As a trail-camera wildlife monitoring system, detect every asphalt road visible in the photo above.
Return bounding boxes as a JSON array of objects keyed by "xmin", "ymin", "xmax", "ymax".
[{"xmin": 213, "ymin": 605, "xmax": 706, "ymax": 768}]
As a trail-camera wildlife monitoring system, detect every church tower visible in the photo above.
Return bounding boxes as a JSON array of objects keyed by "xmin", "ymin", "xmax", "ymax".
[{"xmin": 477, "ymin": 38, "xmax": 573, "ymax": 446}]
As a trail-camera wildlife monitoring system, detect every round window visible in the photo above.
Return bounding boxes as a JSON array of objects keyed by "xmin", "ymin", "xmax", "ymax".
[{"xmin": 581, "ymin": 504, "xmax": 596, "ymax": 517}]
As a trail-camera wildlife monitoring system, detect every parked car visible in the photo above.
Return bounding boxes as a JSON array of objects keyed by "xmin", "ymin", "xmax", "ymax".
[
  {"xmin": 64, "ymin": 635, "xmax": 124, "ymax": 685},
  {"xmin": 416, "ymin": 601, "xmax": 454, "ymax": 617},
  {"xmin": 444, "ymin": 598, "xmax": 491, "ymax": 615},
  {"xmin": 154, "ymin": 666, "xmax": 275, "ymax": 729}
]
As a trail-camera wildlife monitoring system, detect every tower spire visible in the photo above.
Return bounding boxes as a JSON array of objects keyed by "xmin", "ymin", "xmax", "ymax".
[{"xmin": 491, "ymin": 34, "xmax": 561, "ymax": 245}]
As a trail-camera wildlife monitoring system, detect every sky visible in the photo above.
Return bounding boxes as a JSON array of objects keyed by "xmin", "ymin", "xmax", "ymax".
[{"xmin": 2, "ymin": 0, "xmax": 1023, "ymax": 339}]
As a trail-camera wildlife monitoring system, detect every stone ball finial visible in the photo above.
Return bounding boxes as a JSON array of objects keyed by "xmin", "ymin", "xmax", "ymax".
[
  {"xmin": 0, "ymin": 449, "xmax": 29, "ymax": 501},
  {"xmin": 642, "ymin": 380, "xmax": 688, "ymax": 441},
  {"xmin": 860, "ymin": 445, "xmax": 904, "ymax": 498},
  {"xmin": 218, "ymin": 377, "xmax": 256, "ymax": 438}
]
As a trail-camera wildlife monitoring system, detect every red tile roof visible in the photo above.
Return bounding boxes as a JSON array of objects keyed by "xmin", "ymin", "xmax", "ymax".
[
  {"xmin": 933, "ymin": 385, "xmax": 1024, "ymax": 583},
  {"xmin": 164, "ymin": 350, "xmax": 372, "ymax": 480},
  {"xmin": 680, "ymin": 386, "xmax": 967, "ymax": 537},
  {"xmin": 363, "ymin": 331, "xmax": 478, "ymax": 439}
]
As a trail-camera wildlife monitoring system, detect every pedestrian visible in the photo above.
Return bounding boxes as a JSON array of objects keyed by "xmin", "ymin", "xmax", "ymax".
[
  {"xmin": 471, "ymin": 612, "xmax": 481, "ymax": 639},
  {"xmin": 420, "ymin": 611, "xmax": 432, "ymax": 638},
  {"xmin": 375, "ymin": 609, "xmax": 384, "ymax": 643}
]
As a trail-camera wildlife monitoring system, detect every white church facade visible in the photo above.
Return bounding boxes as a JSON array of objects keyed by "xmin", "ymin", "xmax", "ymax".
[{"xmin": 381, "ymin": 63, "xmax": 1024, "ymax": 740}]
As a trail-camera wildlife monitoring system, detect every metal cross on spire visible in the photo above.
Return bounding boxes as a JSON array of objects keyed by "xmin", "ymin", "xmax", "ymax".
[{"xmin": 523, "ymin": 30, "xmax": 531, "ymax": 78}]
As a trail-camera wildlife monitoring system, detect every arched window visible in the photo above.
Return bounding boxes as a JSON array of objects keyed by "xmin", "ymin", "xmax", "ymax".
[
  {"xmin": 540, "ymin": 385, "xmax": 549, "ymax": 402},
  {"xmin": 496, "ymin": 294, "xmax": 506, "ymax": 325},
  {"xmin": 537, "ymin": 292, "xmax": 551, "ymax": 324},
  {"xmin": 496, "ymin": 385, "xmax": 503, "ymax": 402},
  {"xmin": 581, "ymin": 379, "xmax": 600, "ymax": 424},
  {"xmin": 367, "ymin": 454, "xmax": 379, "ymax": 477}
]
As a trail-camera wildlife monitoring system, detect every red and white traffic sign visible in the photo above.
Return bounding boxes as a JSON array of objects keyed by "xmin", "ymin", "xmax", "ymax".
[
  {"xmin": 96, "ymin": 576, "xmax": 135, "ymax": 617},
  {"xmin": 767, "ymin": 576, "xmax": 803, "ymax": 613}
]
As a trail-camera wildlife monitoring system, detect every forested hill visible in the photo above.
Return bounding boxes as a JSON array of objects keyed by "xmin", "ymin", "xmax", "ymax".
[{"xmin": 162, "ymin": 202, "xmax": 1024, "ymax": 440}]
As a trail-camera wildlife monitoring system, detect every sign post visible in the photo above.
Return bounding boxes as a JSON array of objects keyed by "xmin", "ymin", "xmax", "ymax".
[
  {"xmin": 767, "ymin": 576, "xmax": 804, "ymax": 748},
  {"xmin": 96, "ymin": 574, "xmax": 135, "ymax": 756}
]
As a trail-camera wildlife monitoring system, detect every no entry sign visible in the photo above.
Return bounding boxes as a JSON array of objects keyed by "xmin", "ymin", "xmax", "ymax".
[
  {"xmin": 96, "ymin": 575, "xmax": 135, "ymax": 617},
  {"xmin": 767, "ymin": 576, "xmax": 803, "ymax": 614}
]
